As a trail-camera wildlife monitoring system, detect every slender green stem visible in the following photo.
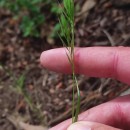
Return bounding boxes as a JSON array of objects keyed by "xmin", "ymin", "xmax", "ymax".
[
  {"xmin": 58, "ymin": 0, "xmax": 80, "ymax": 123},
  {"xmin": 73, "ymin": 75, "xmax": 80, "ymax": 122},
  {"xmin": 72, "ymin": 72, "xmax": 75, "ymax": 123}
]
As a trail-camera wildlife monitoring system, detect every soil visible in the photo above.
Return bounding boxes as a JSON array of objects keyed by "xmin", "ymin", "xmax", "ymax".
[{"xmin": 0, "ymin": 0, "xmax": 130, "ymax": 130}]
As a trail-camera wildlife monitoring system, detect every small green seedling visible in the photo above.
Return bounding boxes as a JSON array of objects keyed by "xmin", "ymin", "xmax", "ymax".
[
  {"xmin": 14, "ymin": 74, "xmax": 33, "ymax": 109},
  {"xmin": 14, "ymin": 74, "xmax": 45, "ymax": 123},
  {"xmin": 58, "ymin": 0, "xmax": 80, "ymax": 123}
]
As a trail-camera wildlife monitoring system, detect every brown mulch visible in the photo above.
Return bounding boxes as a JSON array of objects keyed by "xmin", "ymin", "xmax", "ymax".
[{"xmin": 0, "ymin": 0, "xmax": 130, "ymax": 130}]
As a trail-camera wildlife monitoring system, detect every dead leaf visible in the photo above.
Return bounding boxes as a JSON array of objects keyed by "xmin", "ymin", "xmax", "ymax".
[
  {"xmin": 76, "ymin": 0, "xmax": 96, "ymax": 21},
  {"xmin": 7, "ymin": 112, "xmax": 30, "ymax": 129},
  {"xmin": 19, "ymin": 122, "xmax": 48, "ymax": 130},
  {"xmin": 111, "ymin": 0, "xmax": 130, "ymax": 7}
]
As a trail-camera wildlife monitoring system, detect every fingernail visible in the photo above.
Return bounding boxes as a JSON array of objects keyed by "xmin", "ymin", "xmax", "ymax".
[{"xmin": 67, "ymin": 122, "xmax": 91, "ymax": 130}]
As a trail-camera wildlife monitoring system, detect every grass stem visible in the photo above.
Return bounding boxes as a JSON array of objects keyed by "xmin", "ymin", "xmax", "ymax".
[{"xmin": 58, "ymin": 0, "xmax": 80, "ymax": 123}]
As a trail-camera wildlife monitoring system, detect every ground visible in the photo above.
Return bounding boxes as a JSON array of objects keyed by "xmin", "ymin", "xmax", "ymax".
[{"xmin": 0, "ymin": 0, "xmax": 130, "ymax": 130}]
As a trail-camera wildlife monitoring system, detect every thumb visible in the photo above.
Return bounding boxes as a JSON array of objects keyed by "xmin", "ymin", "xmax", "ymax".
[{"xmin": 67, "ymin": 121, "xmax": 122, "ymax": 130}]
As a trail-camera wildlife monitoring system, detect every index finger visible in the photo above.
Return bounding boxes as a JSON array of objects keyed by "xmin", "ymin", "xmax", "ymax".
[{"xmin": 40, "ymin": 47, "xmax": 130, "ymax": 85}]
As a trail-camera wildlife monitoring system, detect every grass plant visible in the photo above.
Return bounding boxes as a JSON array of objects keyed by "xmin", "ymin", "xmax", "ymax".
[
  {"xmin": 14, "ymin": 74, "xmax": 34, "ymax": 109},
  {"xmin": 58, "ymin": 0, "xmax": 80, "ymax": 123},
  {"xmin": 15, "ymin": 74, "xmax": 45, "ymax": 123}
]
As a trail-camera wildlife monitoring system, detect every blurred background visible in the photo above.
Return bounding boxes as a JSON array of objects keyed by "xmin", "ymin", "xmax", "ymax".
[{"xmin": 0, "ymin": 0, "xmax": 130, "ymax": 129}]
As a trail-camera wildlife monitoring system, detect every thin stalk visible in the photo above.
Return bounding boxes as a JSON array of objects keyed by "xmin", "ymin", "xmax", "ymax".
[
  {"xmin": 72, "ymin": 72, "xmax": 75, "ymax": 123},
  {"xmin": 58, "ymin": 0, "xmax": 80, "ymax": 123},
  {"xmin": 73, "ymin": 75, "xmax": 80, "ymax": 122}
]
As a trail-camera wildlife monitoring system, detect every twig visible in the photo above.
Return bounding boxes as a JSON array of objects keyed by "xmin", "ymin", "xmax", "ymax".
[{"xmin": 102, "ymin": 29, "xmax": 116, "ymax": 46}]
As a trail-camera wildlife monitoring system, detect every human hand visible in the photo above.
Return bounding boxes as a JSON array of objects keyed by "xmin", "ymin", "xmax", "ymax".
[{"xmin": 40, "ymin": 47, "xmax": 130, "ymax": 130}]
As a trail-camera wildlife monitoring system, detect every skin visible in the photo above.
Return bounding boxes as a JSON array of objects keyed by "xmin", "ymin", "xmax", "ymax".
[
  {"xmin": 41, "ymin": 47, "xmax": 130, "ymax": 84},
  {"xmin": 67, "ymin": 121, "xmax": 121, "ymax": 130},
  {"xmin": 40, "ymin": 47, "xmax": 130, "ymax": 130},
  {"xmin": 19, "ymin": 47, "xmax": 130, "ymax": 130}
]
